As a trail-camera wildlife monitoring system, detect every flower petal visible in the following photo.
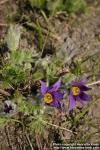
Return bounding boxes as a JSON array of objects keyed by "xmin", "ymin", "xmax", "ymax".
[
  {"xmin": 50, "ymin": 100, "xmax": 61, "ymax": 109},
  {"xmin": 79, "ymin": 85, "xmax": 90, "ymax": 91},
  {"xmin": 53, "ymin": 92, "xmax": 64, "ymax": 101},
  {"xmin": 79, "ymin": 92, "xmax": 91, "ymax": 101},
  {"xmin": 40, "ymin": 80, "xmax": 47, "ymax": 95},
  {"xmin": 77, "ymin": 96, "xmax": 84, "ymax": 105},
  {"xmin": 48, "ymin": 80, "xmax": 61, "ymax": 92},
  {"xmin": 72, "ymin": 78, "xmax": 87, "ymax": 86},
  {"xmin": 68, "ymin": 93, "xmax": 76, "ymax": 112},
  {"xmin": 78, "ymin": 78, "xmax": 87, "ymax": 84}
]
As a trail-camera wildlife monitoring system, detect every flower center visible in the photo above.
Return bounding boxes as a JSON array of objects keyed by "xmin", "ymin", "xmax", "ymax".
[
  {"xmin": 44, "ymin": 93, "xmax": 53, "ymax": 104},
  {"xmin": 72, "ymin": 86, "xmax": 80, "ymax": 96}
]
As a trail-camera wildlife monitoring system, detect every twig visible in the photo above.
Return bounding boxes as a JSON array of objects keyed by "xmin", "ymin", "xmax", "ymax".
[
  {"xmin": 0, "ymin": 0, "xmax": 9, "ymax": 5},
  {"xmin": 0, "ymin": 23, "xmax": 8, "ymax": 26},
  {"xmin": 4, "ymin": 126, "xmax": 13, "ymax": 150},
  {"xmin": 31, "ymin": 116, "xmax": 75, "ymax": 134},
  {"xmin": 41, "ymin": 31, "xmax": 50, "ymax": 56},
  {"xmin": 22, "ymin": 21, "xmax": 62, "ymax": 42},
  {"xmin": 0, "ymin": 89, "xmax": 10, "ymax": 96},
  {"xmin": 25, "ymin": 132, "xmax": 34, "ymax": 150},
  {"xmin": 42, "ymin": 120, "xmax": 77, "ymax": 134},
  {"xmin": 87, "ymin": 80, "xmax": 100, "ymax": 86},
  {"xmin": 35, "ymin": 134, "xmax": 43, "ymax": 150}
]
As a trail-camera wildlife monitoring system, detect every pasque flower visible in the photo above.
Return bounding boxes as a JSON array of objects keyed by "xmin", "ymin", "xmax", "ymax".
[
  {"xmin": 3, "ymin": 100, "xmax": 16, "ymax": 114},
  {"xmin": 68, "ymin": 79, "xmax": 91, "ymax": 112},
  {"xmin": 40, "ymin": 80, "xmax": 64, "ymax": 109}
]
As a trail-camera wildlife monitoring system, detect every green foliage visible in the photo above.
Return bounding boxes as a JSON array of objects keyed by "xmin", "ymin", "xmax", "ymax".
[
  {"xmin": 2, "ymin": 50, "xmax": 32, "ymax": 87},
  {"xmin": 64, "ymin": 0, "xmax": 87, "ymax": 14},
  {"xmin": 14, "ymin": 92, "xmax": 30, "ymax": 113},
  {"xmin": 29, "ymin": 107, "xmax": 47, "ymax": 134},
  {"xmin": 13, "ymin": 90, "xmax": 46, "ymax": 134},
  {"xmin": 6, "ymin": 25, "xmax": 21, "ymax": 51},
  {"xmin": 0, "ymin": 117, "xmax": 8, "ymax": 127},
  {"xmin": 13, "ymin": 91, "xmax": 31, "ymax": 114},
  {"xmin": 62, "ymin": 73, "xmax": 75, "ymax": 84},
  {"xmin": 28, "ymin": 0, "xmax": 87, "ymax": 15},
  {"xmin": 35, "ymin": 21, "xmax": 43, "ymax": 50},
  {"xmin": 74, "ymin": 97, "xmax": 100, "ymax": 124},
  {"xmin": 9, "ymin": 50, "xmax": 33, "ymax": 66},
  {"xmin": 13, "ymin": 91, "xmax": 42, "ymax": 114},
  {"xmin": 2, "ymin": 64, "xmax": 27, "ymax": 86},
  {"xmin": 47, "ymin": 0, "xmax": 64, "ymax": 15},
  {"xmin": 46, "ymin": 56, "xmax": 64, "ymax": 82},
  {"xmin": 71, "ymin": 60, "xmax": 82, "ymax": 76},
  {"xmin": 29, "ymin": 115, "xmax": 46, "ymax": 134},
  {"xmin": 29, "ymin": 0, "xmax": 45, "ymax": 9},
  {"xmin": 92, "ymin": 61, "xmax": 100, "ymax": 80},
  {"xmin": 32, "ymin": 69, "xmax": 44, "ymax": 81},
  {"xmin": 1, "ymin": 25, "xmax": 33, "ymax": 87}
]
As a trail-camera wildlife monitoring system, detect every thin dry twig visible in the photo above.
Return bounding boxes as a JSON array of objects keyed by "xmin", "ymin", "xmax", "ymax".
[
  {"xmin": 0, "ymin": 23, "xmax": 8, "ymax": 26},
  {"xmin": 0, "ymin": 89, "xmax": 10, "ymax": 96},
  {"xmin": 22, "ymin": 21, "xmax": 62, "ymax": 42},
  {"xmin": 0, "ymin": 0, "xmax": 9, "ymax": 5},
  {"xmin": 25, "ymin": 132, "xmax": 34, "ymax": 150},
  {"xmin": 42, "ymin": 120, "xmax": 77, "ymax": 134},
  {"xmin": 87, "ymin": 80, "xmax": 100, "ymax": 86},
  {"xmin": 32, "ymin": 116, "xmax": 75, "ymax": 134},
  {"xmin": 4, "ymin": 126, "xmax": 13, "ymax": 150},
  {"xmin": 41, "ymin": 31, "xmax": 50, "ymax": 56},
  {"xmin": 35, "ymin": 134, "xmax": 43, "ymax": 150}
]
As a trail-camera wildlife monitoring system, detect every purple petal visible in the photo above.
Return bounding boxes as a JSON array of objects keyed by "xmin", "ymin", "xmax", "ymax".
[
  {"xmin": 50, "ymin": 100, "xmax": 61, "ymax": 109},
  {"xmin": 48, "ymin": 80, "xmax": 61, "ymax": 92},
  {"xmin": 68, "ymin": 93, "xmax": 76, "ymax": 112},
  {"xmin": 72, "ymin": 80, "xmax": 77, "ymax": 86},
  {"xmin": 79, "ymin": 78, "xmax": 87, "ymax": 84},
  {"xmin": 53, "ymin": 92, "xmax": 64, "ymax": 101},
  {"xmin": 40, "ymin": 80, "xmax": 47, "ymax": 95},
  {"xmin": 77, "ymin": 96, "xmax": 84, "ymax": 105},
  {"xmin": 79, "ymin": 92, "xmax": 91, "ymax": 101},
  {"xmin": 72, "ymin": 78, "xmax": 87, "ymax": 86},
  {"xmin": 79, "ymin": 84, "xmax": 90, "ymax": 91},
  {"xmin": 78, "ymin": 78, "xmax": 87, "ymax": 85}
]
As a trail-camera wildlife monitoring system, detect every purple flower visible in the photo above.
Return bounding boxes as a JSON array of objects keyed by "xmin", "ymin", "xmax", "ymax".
[
  {"xmin": 3, "ymin": 100, "xmax": 16, "ymax": 114},
  {"xmin": 4, "ymin": 103, "xmax": 13, "ymax": 113},
  {"xmin": 40, "ymin": 80, "xmax": 64, "ymax": 109},
  {"xmin": 68, "ymin": 79, "xmax": 91, "ymax": 112}
]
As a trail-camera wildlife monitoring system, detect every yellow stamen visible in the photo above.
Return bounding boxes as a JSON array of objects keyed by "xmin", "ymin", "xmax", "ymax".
[
  {"xmin": 44, "ymin": 93, "xmax": 53, "ymax": 104},
  {"xmin": 72, "ymin": 86, "xmax": 80, "ymax": 96}
]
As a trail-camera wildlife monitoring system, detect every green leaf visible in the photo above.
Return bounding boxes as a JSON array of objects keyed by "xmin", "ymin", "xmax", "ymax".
[
  {"xmin": 0, "ymin": 117, "xmax": 8, "ymax": 127},
  {"xmin": 9, "ymin": 50, "xmax": 33, "ymax": 66},
  {"xmin": 65, "ymin": 0, "xmax": 87, "ymax": 14},
  {"xmin": 29, "ymin": 115, "xmax": 46, "ymax": 134},
  {"xmin": 46, "ymin": 56, "xmax": 63, "ymax": 81},
  {"xmin": 74, "ymin": 97, "xmax": 100, "ymax": 124},
  {"xmin": 47, "ymin": 0, "xmax": 64, "ymax": 15},
  {"xmin": 13, "ymin": 91, "xmax": 29, "ymax": 113},
  {"xmin": 63, "ymin": 73, "xmax": 75, "ymax": 84},
  {"xmin": 32, "ymin": 70, "xmax": 44, "ymax": 81},
  {"xmin": 6, "ymin": 25, "xmax": 21, "ymax": 51},
  {"xmin": 29, "ymin": 0, "xmax": 45, "ymax": 9}
]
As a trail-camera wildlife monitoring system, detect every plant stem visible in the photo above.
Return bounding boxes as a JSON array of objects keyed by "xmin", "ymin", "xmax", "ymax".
[
  {"xmin": 0, "ymin": 89, "xmax": 10, "ymax": 96},
  {"xmin": 35, "ymin": 134, "xmax": 43, "ymax": 150},
  {"xmin": 0, "ymin": 0, "xmax": 9, "ymax": 5},
  {"xmin": 42, "ymin": 120, "xmax": 77, "ymax": 134},
  {"xmin": 31, "ymin": 116, "xmax": 76, "ymax": 134},
  {"xmin": 87, "ymin": 80, "xmax": 100, "ymax": 86},
  {"xmin": 25, "ymin": 132, "xmax": 34, "ymax": 150},
  {"xmin": 4, "ymin": 126, "xmax": 13, "ymax": 150}
]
